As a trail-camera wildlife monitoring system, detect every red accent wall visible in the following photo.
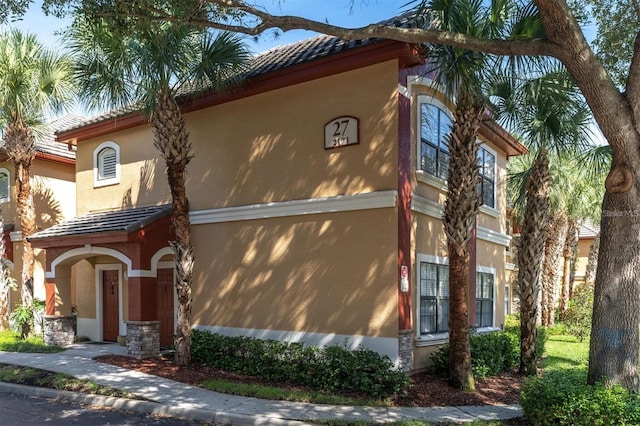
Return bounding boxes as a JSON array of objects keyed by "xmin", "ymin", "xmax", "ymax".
[
  {"xmin": 45, "ymin": 281, "xmax": 55, "ymax": 316},
  {"xmin": 3, "ymin": 230, "xmax": 13, "ymax": 262},
  {"xmin": 397, "ymin": 68, "xmax": 413, "ymax": 331}
]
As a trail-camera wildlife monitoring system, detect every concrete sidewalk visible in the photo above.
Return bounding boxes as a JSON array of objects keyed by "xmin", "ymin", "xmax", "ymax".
[{"xmin": 0, "ymin": 344, "xmax": 522, "ymax": 425}]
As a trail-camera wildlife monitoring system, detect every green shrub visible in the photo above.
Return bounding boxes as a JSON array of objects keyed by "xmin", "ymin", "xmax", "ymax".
[
  {"xmin": 430, "ymin": 331, "xmax": 519, "ymax": 379},
  {"xmin": 521, "ymin": 369, "xmax": 640, "ymax": 425},
  {"xmin": 564, "ymin": 284, "xmax": 593, "ymax": 342},
  {"xmin": 190, "ymin": 329, "xmax": 410, "ymax": 399}
]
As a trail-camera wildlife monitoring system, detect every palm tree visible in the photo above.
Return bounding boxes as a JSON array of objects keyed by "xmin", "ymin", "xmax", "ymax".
[
  {"xmin": 67, "ymin": 15, "xmax": 249, "ymax": 365},
  {"xmin": 425, "ymin": 0, "xmax": 515, "ymax": 391},
  {"xmin": 0, "ymin": 29, "xmax": 74, "ymax": 316},
  {"xmin": 495, "ymin": 67, "xmax": 592, "ymax": 374}
]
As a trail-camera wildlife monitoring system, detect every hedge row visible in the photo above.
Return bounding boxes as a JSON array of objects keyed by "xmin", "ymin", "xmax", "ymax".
[{"xmin": 191, "ymin": 329, "xmax": 410, "ymax": 399}]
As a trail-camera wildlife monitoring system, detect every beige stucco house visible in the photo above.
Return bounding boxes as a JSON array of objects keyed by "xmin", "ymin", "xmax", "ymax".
[
  {"xmin": 1, "ymin": 115, "xmax": 78, "ymax": 313},
  {"xmin": 31, "ymin": 30, "xmax": 525, "ymax": 370}
]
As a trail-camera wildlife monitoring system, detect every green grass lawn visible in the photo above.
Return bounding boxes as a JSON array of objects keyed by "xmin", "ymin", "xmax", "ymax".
[
  {"xmin": 540, "ymin": 334, "xmax": 589, "ymax": 371},
  {"xmin": 0, "ymin": 331, "xmax": 64, "ymax": 353}
]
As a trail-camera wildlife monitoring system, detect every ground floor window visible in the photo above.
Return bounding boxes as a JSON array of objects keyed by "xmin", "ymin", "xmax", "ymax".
[
  {"xmin": 418, "ymin": 255, "xmax": 496, "ymax": 336},
  {"xmin": 476, "ymin": 270, "xmax": 495, "ymax": 327},
  {"xmin": 418, "ymin": 259, "xmax": 449, "ymax": 334}
]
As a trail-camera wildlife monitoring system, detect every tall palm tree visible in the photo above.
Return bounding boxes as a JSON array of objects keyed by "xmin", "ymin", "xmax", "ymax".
[
  {"xmin": 67, "ymin": 16, "xmax": 249, "ymax": 365},
  {"xmin": 0, "ymin": 29, "xmax": 74, "ymax": 315},
  {"xmin": 425, "ymin": 0, "xmax": 513, "ymax": 391},
  {"xmin": 495, "ymin": 67, "xmax": 592, "ymax": 374}
]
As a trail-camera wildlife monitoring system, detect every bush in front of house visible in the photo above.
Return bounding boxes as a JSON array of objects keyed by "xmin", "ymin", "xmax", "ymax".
[
  {"xmin": 521, "ymin": 368, "xmax": 640, "ymax": 425},
  {"xmin": 190, "ymin": 329, "xmax": 410, "ymax": 399},
  {"xmin": 430, "ymin": 331, "xmax": 519, "ymax": 379}
]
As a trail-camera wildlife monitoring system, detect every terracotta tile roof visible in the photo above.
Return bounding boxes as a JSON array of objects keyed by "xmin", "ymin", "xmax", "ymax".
[
  {"xmin": 29, "ymin": 204, "xmax": 172, "ymax": 241},
  {"xmin": 54, "ymin": 12, "xmax": 420, "ymax": 135}
]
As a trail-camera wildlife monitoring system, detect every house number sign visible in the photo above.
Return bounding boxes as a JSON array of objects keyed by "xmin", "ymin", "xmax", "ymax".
[{"xmin": 324, "ymin": 116, "xmax": 359, "ymax": 149}]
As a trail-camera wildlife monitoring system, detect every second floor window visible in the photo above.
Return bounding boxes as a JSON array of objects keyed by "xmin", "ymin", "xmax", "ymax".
[
  {"xmin": 93, "ymin": 141, "xmax": 120, "ymax": 187},
  {"xmin": 478, "ymin": 147, "xmax": 496, "ymax": 208},
  {"xmin": 97, "ymin": 147, "xmax": 117, "ymax": 180},
  {"xmin": 419, "ymin": 102, "xmax": 452, "ymax": 180}
]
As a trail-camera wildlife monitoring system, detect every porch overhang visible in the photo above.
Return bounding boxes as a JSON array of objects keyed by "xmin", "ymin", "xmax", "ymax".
[{"xmin": 29, "ymin": 204, "xmax": 173, "ymax": 249}]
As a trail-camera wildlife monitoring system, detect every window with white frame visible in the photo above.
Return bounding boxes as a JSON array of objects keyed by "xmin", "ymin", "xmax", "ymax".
[
  {"xmin": 418, "ymin": 256, "xmax": 449, "ymax": 335},
  {"xmin": 418, "ymin": 97, "xmax": 452, "ymax": 180},
  {"xmin": 476, "ymin": 269, "xmax": 495, "ymax": 328},
  {"xmin": 418, "ymin": 255, "xmax": 496, "ymax": 337},
  {"xmin": 93, "ymin": 141, "xmax": 120, "ymax": 187},
  {"xmin": 477, "ymin": 146, "xmax": 496, "ymax": 208},
  {"xmin": 417, "ymin": 97, "xmax": 497, "ymax": 209},
  {"xmin": 0, "ymin": 168, "xmax": 9, "ymax": 203},
  {"xmin": 504, "ymin": 284, "xmax": 511, "ymax": 316}
]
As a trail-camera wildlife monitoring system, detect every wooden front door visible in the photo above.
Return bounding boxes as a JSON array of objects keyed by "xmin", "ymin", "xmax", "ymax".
[
  {"xmin": 157, "ymin": 268, "xmax": 175, "ymax": 347},
  {"xmin": 102, "ymin": 269, "xmax": 119, "ymax": 342}
]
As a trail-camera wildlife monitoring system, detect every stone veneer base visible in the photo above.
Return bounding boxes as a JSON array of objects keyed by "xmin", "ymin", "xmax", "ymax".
[
  {"xmin": 44, "ymin": 315, "xmax": 76, "ymax": 347},
  {"xmin": 126, "ymin": 321, "xmax": 160, "ymax": 359},
  {"xmin": 398, "ymin": 329, "xmax": 414, "ymax": 372}
]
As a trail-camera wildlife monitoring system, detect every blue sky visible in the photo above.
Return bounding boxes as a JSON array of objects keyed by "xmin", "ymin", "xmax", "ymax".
[{"xmin": 3, "ymin": 0, "xmax": 410, "ymax": 53}]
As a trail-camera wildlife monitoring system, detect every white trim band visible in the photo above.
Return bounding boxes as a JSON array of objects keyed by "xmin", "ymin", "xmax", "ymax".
[
  {"xmin": 411, "ymin": 194, "xmax": 511, "ymax": 246},
  {"xmin": 190, "ymin": 190, "xmax": 398, "ymax": 225}
]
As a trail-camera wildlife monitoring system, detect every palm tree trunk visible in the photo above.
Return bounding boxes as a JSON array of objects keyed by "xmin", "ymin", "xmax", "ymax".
[
  {"xmin": 3, "ymin": 120, "xmax": 36, "ymax": 311},
  {"xmin": 541, "ymin": 213, "xmax": 567, "ymax": 326},
  {"xmin": 443, "ymin": 93, "xmax": 482, "ymax": 391},
  {"xmin": 517, "ymin": 149, "xmax": 551, "ymax": 376},
  {"xmin": 560, "ymin": 218, "xmax": 578, "ymax": 320},
  {"xmin": 153, "ymin": 90, "xmax": 195, "ymax": 366},
  {"xmin": 584, "ymin": 233, "xmax": 600, "ymax": 287}
]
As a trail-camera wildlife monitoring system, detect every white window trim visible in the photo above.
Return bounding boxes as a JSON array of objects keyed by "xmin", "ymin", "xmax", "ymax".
[
  {"xmin": 478, "ymin": 144, "xmax": 498, "ymax": 210},
  {"xmin": 476, "ymin": 265, "xmax": 497, "ymax": 332},
  {"xmin": 0, "ymin": 167, "xmax": 10, "ymax": 204},
  {"xmin": 416, "ymin": 253, "xmax": 449, "ymax": 345},
  {"xmin": 93, "ymin": 141, "xmax": 121, "ymax": 188},
  {"xmin": 416, "ymin": 256, "xmax": 499, "ymax": 346}
]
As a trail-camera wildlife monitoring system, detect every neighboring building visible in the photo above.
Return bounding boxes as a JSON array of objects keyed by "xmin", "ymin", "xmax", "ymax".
[
  {"xmin": 1, "ymin": 115, "xmax": 78, "ymax": 313},
  {"xmin": 574, "ymin": 221, "xmax": 599, "ymax": 286},
  {"xmin": 31, "ymin": 26, "xmax": 525, "ymax": 370}
]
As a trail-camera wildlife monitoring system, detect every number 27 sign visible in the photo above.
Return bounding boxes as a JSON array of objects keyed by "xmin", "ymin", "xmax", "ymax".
[{"xmin": 324, "ymin": 116, "xmax": 359, "ymax": 149}]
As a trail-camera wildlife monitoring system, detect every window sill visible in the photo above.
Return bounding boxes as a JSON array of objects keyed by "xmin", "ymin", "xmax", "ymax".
[
  {"xmin": 416, "ymin": 327, "xmax": 500, "ymax": 347},
  {"xmin": 479, "ymin": 205, "xmax": 500, "ymax": 218},
  {"xmin": 415, "ymin": 333, "xmax": 449, "ymax": 347},
  {"xmin": 416, "ymin": 171, "xmax": 447, "ymax": 192},
  {"xmin": 94, "ymin": 179, "xmax": 120, "ymax": 188}
]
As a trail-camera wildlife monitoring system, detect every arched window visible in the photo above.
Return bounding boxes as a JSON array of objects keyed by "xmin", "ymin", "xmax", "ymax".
[
  {"xmin": 0, "ymin": 168, "xmax": 9, "ymax": 203},
  {"xmin": 418, "ymin": 96, "xmax": 453, "ymax": 180},
  {"xmin": 93, "ymin": 141, "xmax": 120, "ymax": 187}
]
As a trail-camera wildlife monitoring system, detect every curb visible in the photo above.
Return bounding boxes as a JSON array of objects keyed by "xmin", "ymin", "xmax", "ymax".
[{"xmin": 0, "ymin": 382, "xmax": 317, "ymax": 425}]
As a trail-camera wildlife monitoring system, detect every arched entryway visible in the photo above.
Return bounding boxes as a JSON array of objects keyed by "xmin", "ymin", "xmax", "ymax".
[{"xmin": 29, "ymin": 204, "xmax": 175, "ymax": 358}]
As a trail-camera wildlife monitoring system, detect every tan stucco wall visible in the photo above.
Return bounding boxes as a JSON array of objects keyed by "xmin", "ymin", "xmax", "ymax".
[
  {"xmin": 574, "ymin": 238, "xmax": 594, "ymax": 283},
  {"xmin": 2, "ymin": 158, "xmax": 75, "ymax": 309},
  {"xmin": 71, "ymin": 60, "xmax": 401, "ymax": 342},
  {"xmin": 192, "ymin": 208, "xmax": 398, "ymax": 338},
  {"xmin": 74, "ymin": 259, "xmax": 96, "ymax": 319},
  {"xmin": 75, "ymin": 60, "xmax": 399, "ymax": 215}
]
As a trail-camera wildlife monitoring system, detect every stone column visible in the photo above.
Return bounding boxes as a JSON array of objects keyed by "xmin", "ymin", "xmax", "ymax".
[
  {"xmin": 43, "ymin": 265, "xmax": 75, "ymax": 346},
  {"xmin": 126, "ymin": 276, "xmax": 159, "ymax": 358},
  {"xmin": 126, "ymin": 320, "xmax": 160, "ymax": 358},
  {"xmin": 398, "ymin": 330, "xmax": 413, "ymax": 372}
]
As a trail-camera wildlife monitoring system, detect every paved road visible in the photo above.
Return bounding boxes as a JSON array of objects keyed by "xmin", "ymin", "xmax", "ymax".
[{"xmin": 0, "ymin": 392, "xmax": 207, "ymax": 426}]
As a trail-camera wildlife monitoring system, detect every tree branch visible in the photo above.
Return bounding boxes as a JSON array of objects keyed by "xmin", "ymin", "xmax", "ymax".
[{"xmin": 627, "ymin": 31, "xmax": 640, "ymax": 128}]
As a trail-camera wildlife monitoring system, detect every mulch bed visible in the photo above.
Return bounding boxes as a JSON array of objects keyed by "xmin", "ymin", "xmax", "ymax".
[{"xmin": 95, "ymin": 354, "xmax": 524, "ymax": 407}]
